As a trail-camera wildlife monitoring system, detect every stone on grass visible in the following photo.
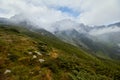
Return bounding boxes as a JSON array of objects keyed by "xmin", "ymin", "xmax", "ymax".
[
  {"xmin": 39, "ymin": 59, "xmax": 45, "ymax": 63},
  {"xmin": 4, "ymin": 69, "xmax": 11, "ymax": 74},
  {"xmin": 34, "ymin": 51, "xmax": 42, "ymax": 56},
  {"xmin": 28, "ymin": 52, "xmax": 32, "ymax": 55},
  {"xmin": 33, "ymin": 55, "xmax": 37, "ymax": 59}
]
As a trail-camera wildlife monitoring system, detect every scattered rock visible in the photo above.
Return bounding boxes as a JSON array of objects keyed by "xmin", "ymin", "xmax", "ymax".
[
  {"xmin": 33, "ymin": 55, "xmax": 37, "ymax": 59},
  {"xmin": 39, "ymin": 59, "xmax": 45, "ymax": 63},
  {"xmin": 4, "ymin": 69, "xmax": 11, "ymax": 74},
  {"xmin": 28, "ymin": 52, "xmax": 32, "ymax": 55},
  {"xmin": 7, "ymin": 53, "xmax": 11, "ymax": 56},
  {"xmin": 34, "ymin": 51, "xmax": 42, "ymax": 56}
]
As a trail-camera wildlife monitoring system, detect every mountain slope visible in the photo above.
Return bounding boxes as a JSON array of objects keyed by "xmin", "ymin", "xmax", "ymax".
[
  {"xmin": 0, "ymin": 24, "xmax": 120, "ymax": 80},
  {"xmin": 1, "ymin": 18, "xmax": 119, "ymax": 60},
  {"xmin": 52, "ymin": 20, "xmax": 120, "ymax": 60}
]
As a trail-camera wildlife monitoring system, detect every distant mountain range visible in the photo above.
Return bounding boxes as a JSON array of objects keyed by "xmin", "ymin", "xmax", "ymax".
[
  {"xmin": 0, "ymin": 17, "xmax": 120, "ymax": 80},
  {"xmin": 0, "ymin": 17, "xmax": 120, "ymax": 60},
  {"xmin": 51, "ymin": 19, "xmax": 120, "ymax": 59}
]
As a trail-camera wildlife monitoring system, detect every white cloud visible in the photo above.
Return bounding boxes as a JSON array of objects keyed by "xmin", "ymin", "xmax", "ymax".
[
  {"xmin": 0, "ymin": 0, "xmax": 120, "ymax": 26},
  {"xmin": 89, "ymin": 26, "xmax": 120, "ymax": 36},
  {"xmin": 78, "ymin": 0, "xmax": 120, "ymax": 25},
  {"xmin": 118, "ymin": 44, "xmax": 120, "ymax": 47},
  {"xmin": 0, "ymin": 0, "xmax": 74, "ymax": 27}
]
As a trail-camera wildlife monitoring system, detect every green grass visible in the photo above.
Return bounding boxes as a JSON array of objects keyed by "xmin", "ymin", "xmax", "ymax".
[{"xmin": 0, "ymin": 24, "xmax": 120, "ymax": 80}]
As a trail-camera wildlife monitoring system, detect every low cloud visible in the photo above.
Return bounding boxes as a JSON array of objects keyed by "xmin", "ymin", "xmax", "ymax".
[
  {"xmin": 0, "ymin": 0, "xmax": 120, "ymax": 27},
  {"xmin": 78, "ymin": 0, "xmax": 120, "ymax": 25},
  {"xmin": 89, "ymin": 26, "xmax": 120, "ymax": 36}
]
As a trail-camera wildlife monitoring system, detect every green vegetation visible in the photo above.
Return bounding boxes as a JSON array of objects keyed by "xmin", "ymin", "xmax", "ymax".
[{"xmin": 0, "ymin": 24, "xmax": 120, "ymax": 80}]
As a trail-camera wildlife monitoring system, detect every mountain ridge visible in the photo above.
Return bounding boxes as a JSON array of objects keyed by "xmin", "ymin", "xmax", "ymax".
[
  {"xmin": 0, "ymin": 17, "xmax": 120, "ymax": 60},
  {"xmin": 0, "ymin": 23, "xmax": 120, "ymax": 80}
]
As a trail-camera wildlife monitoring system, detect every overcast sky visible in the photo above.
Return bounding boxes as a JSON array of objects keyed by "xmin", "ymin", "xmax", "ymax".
[{"xmin": 0, "ymin": 0, "xmax": 120, "ymax": 26}]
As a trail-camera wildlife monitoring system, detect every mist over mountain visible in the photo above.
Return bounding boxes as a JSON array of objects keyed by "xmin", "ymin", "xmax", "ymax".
[
  {"xmin": 49, "ymin": 19, "xmax": 120, "ymax": 59},
  {"xmin": 1, "ymin": 21, "xmax": 120, "ymax": 80},
  {"xmin": 0, "ymin": 15, "xmax": 120, "ymax": 60},
  {"xmin": 1, "ymin": 0, "xmax": 120, "ymax": 80}
]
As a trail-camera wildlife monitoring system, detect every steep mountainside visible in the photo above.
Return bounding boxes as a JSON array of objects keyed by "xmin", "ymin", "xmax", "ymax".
[
  {"xmin": 52, "ymin": 20, "xmax": 120, "ymax": 60},
  {"xmin": 0, "ymin": 24, "xmax": 120, "ymax": 80},
  {"xmin": 1, "ymin": 18, "xmax": 120, "ymax": 56}
]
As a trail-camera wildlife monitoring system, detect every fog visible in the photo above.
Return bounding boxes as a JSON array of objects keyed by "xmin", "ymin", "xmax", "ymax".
[{"xmin": 89, "ymin": 26, "xmax": 120, "ymax": 36}]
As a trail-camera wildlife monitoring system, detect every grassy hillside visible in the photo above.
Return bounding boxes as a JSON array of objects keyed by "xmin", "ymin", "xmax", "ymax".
[{"xmin": 0, "ymin": 24, "xmax": 120, "ymax": 80}]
